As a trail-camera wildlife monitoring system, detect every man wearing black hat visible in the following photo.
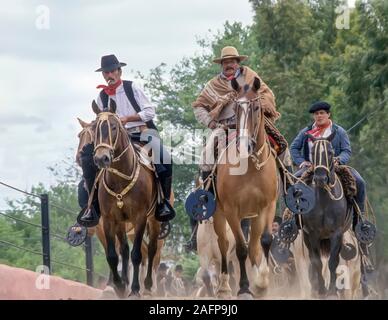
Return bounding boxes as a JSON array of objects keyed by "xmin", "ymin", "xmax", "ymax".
[
  {"xmin": 78, "ymin": 54, "xmax": 175, "ymax": 225},
  {"xmin": 290, "ymin": 101, "xmax": 366, "ymax": 218}
]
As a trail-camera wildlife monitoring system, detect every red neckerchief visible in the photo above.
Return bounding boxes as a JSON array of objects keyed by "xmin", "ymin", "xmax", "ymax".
[
  {"xmin": 306, "ymin": 120, "xmax": 332, "ymax": 141},
  {"xmin": 96, "ymin": 79, "xmax": 122, "ymax": 96}
]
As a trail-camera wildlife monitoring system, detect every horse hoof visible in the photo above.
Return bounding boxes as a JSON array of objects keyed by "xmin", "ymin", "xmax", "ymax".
[
  {"xmin": 114, "ymin": 283, "xmax": 127, "ymax": 299},
  {"xmin": 254, "ymin": 286, "xmax": 268, "ymax": 298},
  {"xmin": 216, "ymin": 290, "xmax": 232, "ymax": 299},
  {"xmin": 128, "ymin": 291, "xmax": 141, "ymax": 300},
  {"xmin": 143, "ymin": 289, "xmax": 153, "ymax": 297},
  {"xmin": 326, "ymin": 292, "xmax": 339, "ymax": 300},
  {"xmin": 238, "ymin": 292, "xmax": 254, "ymax": 300},
  {"xmin": 98, "ymin": 286, "xmax": 117, "ymax": 299}
]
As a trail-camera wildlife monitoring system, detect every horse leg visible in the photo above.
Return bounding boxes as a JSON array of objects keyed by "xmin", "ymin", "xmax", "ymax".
[
  {"xmin": 116, "ymin": 224, "xmax": 130, "ymax": 287},
  {"xmin": 327, "ymin": 232, "xmax": 343, "ymax": 297},
  {"xmin": 103, "ymin": 218, "xmax": 126, "ymax": 297},
  {"xmin": 129, "ymin": 217, "xmax": 147, "ymax": 297},
  {"xmin": 144, "ymin": 219, "xmax": 160, "ymax": 294},
  {"xmin": 227, "ymin": 214, "xmax": 251, "ymax": 297},
  {"xmin": 213, "ymin": 213, "xmax": 232, "ymax": 298},
  {"xmin": 249, "ymin": 215, "xmax": 271, "ymax": 296},
  {"xmin": 304, "ymin": 232, "xmax": 326, "ymax": 297}
]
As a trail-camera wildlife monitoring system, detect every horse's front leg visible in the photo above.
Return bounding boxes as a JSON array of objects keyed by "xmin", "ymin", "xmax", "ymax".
[
  {"xmin": 304, "ymin": 232, "xmax": 326, "ymax": 297},
  {"xmin": 328, "ymin": 232, "xmax": 343, "ymax": 298},
  {"xmin": 249, "ymin": 215, "xmax": 271, "ymax": 297},
  {"xmin": 116, "ymin": 223, "xmax": 130, "ymax": 287},
  {"xmin": 143, "ymin": 218, "xmax": 160, "ymax": 295},
  {"xmin": 129, "ymin": 216, "xmax": 147, "ymax": 297},
  {"xmin": 213, "ymin": 213, "xmax": 232, "ymax": 298},
  {"xmin": 103, "ymin": 218, "xmax": 126, "ymax": 298},
  {"xmin": 227, "ymin": 214, "xmax": 251, "ymax": 297}
]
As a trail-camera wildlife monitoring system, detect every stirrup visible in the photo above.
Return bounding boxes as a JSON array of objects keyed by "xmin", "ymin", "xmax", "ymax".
[
  {"xmin": 155, "ymin": 200, "xmax": 176, "ymax": 222},
  {"xmin": 77, "ymin": 205, "xmax": 100, "ymax": 228}
]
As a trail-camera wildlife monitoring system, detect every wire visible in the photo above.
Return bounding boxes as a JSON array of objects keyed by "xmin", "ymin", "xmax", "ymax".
[
  {"xmin": 0, "ymin": 239, "xmax": 43, "ymax": 256},
  {"xmin": 0, "ymin": 181, "xmax": 41, "ymax": 198},
  {"xmin": 50, "ymin": 259, "xmax": 91, "ymax": 272},
  {"xmin": 49, "ymin": 202, "xmax": 77, "ymax": 216},
  {"xmin": 50, "ymin": 233, "xmax": 68, "ymax": 242},
  {"xmin": 347, "ymin": 97, "xmax": 388, "ymax": 133},
  {"xmin": 0, "ymin": 211, "xmax": 42, "ymax": 229}
]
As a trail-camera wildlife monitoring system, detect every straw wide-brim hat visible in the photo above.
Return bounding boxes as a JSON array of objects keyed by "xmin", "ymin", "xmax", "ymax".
[{"xmin": 213, "ymin": 46, "xmax": 248, "ymax": 64}]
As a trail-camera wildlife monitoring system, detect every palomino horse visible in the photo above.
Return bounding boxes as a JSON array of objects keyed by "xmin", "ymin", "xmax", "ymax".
[
  {"xmin": 76, "ymin": 118, "xmax": 164, "ymax": 293},
  {"xmin": 195, "ymin": 219, "xmax": 239, "ymax": 297},
  {"xmin": 90, "ymin": 100, "xmax": 161, "ymax": 297},
  {"xmin": 301, "ymin": 133, "xmax": 353, "ymax": 297},
  {"xmin": 213, "ymin": 77, "xmax": 278, "ymax": 298}
]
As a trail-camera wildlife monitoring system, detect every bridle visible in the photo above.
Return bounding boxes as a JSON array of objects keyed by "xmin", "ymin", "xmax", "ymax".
[
  {"xmin": 93, "ymin": 112, "xmax": 142, "ymax": 209},
  {"xmin": 234, "ymin": 95, "xmax": 273, "ymax": 171},
  {"xmin": 311, "ymin": 139, "xmax": 344, "ymax": 201},
  {"xmin": 94, "ymin": 112, "xmax": 131, "ymax": 163}
]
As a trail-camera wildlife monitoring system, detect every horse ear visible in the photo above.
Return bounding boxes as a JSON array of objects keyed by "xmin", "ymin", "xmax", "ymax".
[
  {"xmin": 252, "ymin": 77, "xmax": 261, "ymax": 92},
  {"xmin": 307, "ymin": 134, "xmax": 316, "ymax": 142},
  {"xmin": 77, "ymin": 117, "xmax": 90, "ymax": 128},
  {"xmin": 109, "ymin": 99, "xmax": 117, "ymax": 113},
  {"xmin": 92, "ymin": 100, "xmax": 101, "ymax": 115},
  {"xmin": 231, "ymin": 78, "xmax": 240, "ymax": 92},
  {"xmin": 327, "ymin": 130, "xmax": 336, "ymax": 142}
]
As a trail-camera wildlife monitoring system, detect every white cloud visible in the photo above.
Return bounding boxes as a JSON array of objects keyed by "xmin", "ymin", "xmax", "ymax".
[{"xmin": 0, "ymin": 0, "xmax": 253, "ymax": 208}]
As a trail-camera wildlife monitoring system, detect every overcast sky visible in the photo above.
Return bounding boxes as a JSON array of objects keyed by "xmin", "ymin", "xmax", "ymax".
[{"xmin": 0, "ymin": 0, "xmax": 254, "ymax": 208}]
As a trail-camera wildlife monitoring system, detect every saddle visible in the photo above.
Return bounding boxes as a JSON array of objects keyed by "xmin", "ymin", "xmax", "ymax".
[{"xmin": 133, "ymin": 142, "xmax": 155, "ymax": 172}]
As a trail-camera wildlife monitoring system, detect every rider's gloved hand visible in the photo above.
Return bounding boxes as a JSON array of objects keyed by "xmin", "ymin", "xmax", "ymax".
[
  {"xmin": 208, "ymin": 120, "xmax": 217, "ymax": 130},
  {"xmin": 299, "ymin": 161, "xmax": 312, "ymax": 169}
]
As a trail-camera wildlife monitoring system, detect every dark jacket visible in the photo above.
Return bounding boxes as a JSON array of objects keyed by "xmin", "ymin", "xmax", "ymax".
[{"xmin": 290, "ymin": 123, "xmax": 351, "ymax": 167}]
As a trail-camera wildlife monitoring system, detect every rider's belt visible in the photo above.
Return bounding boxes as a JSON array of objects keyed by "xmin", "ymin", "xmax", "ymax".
[{"xmin": 126, "ymin": 125, "xmax": 147, "ymax": 134}]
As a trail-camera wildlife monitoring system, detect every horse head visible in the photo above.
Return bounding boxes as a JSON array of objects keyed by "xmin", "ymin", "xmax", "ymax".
[
  {"xmin": 92, "ymin": 99, "xmax": 129, "ymax": 169},
  {"xmin": 76, "ymin": 117, "xmax": 95, "ymax": 166},
  {"xmin": 308, "ymin": 131, "xmax": 336, "ymax": 188},
  {"xmin": 232, "ymin": 77, "xmax": 262, "ymax": 153}
]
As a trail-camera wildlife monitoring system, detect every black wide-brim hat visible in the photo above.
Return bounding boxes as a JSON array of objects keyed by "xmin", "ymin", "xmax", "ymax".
[{"xmin": 95, "ymin": 54, "xmax": 127, "ymax": 72}]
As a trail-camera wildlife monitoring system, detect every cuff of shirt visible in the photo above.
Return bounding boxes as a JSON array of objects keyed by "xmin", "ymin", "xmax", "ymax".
[{"xmin": 138, "ymin": 111, "xmax": 153, "ymax": 123}]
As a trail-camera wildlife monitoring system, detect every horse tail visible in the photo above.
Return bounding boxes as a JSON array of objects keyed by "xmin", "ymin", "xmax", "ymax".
[{"xmin": 320, "ymin": 239, "xmax": 331, "ymax": 257}]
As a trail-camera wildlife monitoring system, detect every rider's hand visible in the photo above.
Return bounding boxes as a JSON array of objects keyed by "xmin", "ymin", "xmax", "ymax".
[
  {"xmin": 120, "ymin": 116, "xmax": 129, "ymax": 125},
  {"xmin": 208, "ymin": 120, "xmax": 217, "ymax": 130},
  {"xmin": 334, "ymin": 157, "xmax": 340, "ymax": 165},
  {"xmin": 299, "ymin": 161, "xmax": 312, "ymax": 169}
]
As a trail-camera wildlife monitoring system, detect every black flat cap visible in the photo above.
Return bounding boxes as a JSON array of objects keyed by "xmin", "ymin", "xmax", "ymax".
[{"xmin": 309, "ymin": 101, "xmax": 331, "ymax": 113}]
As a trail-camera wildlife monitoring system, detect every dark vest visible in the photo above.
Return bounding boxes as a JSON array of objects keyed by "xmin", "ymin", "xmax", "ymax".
[{"xmin": 99, "ymin": 80, "xmax": 157, "ymax": 130}]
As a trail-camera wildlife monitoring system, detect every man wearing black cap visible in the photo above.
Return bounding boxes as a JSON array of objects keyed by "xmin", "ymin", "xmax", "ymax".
[
  {"xmin": 78, "ymin": 54, "xmax": 175, "ymax": 225},
  {"xmin": 290, "ymin": 101, "xmax": 366, "ymax": 218}
]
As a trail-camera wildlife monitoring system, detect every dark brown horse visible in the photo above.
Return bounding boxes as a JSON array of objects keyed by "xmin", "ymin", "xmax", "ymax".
[
  {"xmin": 90, "ymin": 100, "xmax": 161, "ymax": 297},
  {"xmin": 76, "ymin": 117, "xmax": 167, "ymax": 293},
  {"xmin": 213, "ymin": 77, "xmax": 278, "ymax": 298},
  {"xmin": 302, "ymin": 133, "xmax": 352, "ymax": 298}
]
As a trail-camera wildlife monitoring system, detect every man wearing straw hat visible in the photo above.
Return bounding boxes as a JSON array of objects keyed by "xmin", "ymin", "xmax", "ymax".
[{"xmin": 184, "ymin": 46, "xmax": 290, "ymax": 252}]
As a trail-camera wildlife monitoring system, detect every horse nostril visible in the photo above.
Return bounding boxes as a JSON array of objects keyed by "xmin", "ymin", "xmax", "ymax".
[{"xmin": 103, "ymin": 155, "xmax": 110, "ymax": 165}]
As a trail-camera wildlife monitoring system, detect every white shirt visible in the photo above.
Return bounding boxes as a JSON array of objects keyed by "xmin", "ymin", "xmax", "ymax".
[
  {"xmin": 96, "ymin": 81, "xmax": 156, "ymax": 129},
  {"xmin": 308, "ymin": 121, "xmax": 333, "ymax": 162}
]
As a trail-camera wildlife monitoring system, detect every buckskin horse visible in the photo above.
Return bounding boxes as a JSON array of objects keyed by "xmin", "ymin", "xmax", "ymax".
[
  {"xmin": 89, "ymin": 100, "xmax": 162, "ymax": 298},
  {"xmin": 212, "ymin": 77, "xmax": 278, "ymax": 298},
  {"xmin": 301, "ymin": 133, "xmax": 353, "ymax": 298}
]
